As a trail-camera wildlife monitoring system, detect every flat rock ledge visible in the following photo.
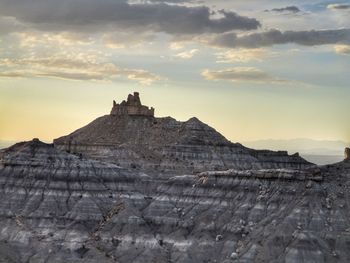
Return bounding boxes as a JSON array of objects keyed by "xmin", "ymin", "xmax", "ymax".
[{"xmin": 198, "ymin": 167, "xmax": 322, "ymax": 181}]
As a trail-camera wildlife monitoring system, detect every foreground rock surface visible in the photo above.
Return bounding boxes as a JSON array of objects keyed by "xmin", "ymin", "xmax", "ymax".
[{"xmin": 0, "ymin": 140, "xmax": 349, "ymax": 263}]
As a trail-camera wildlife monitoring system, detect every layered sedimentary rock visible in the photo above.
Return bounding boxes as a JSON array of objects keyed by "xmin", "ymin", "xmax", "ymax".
[
  {"xmin": 1, "ymin": 93, "xmax": 348, "ymax": 262},
  {"xmin": 54, "ymin": 93, "xmax": 311, "ymax": 174},
  {"xmin": 0, "ymin": 140, "xmax": 349, "ymax": 263}
]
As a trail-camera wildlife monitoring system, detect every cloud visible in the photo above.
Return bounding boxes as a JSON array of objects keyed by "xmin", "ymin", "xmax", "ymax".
[
  {"xmin": 265, "ymin": 6, "xmax": 301, "ymax": 13},
  {"xmin": 0, "ymin": 55, "xmax": 162, "ymax": 84},
  {"xmin": 327, "ymin": 3, "xmax": 350, "ymax": 10},
  {"xmin": 202, "ymin": 67, "xmax": 286, "ymax": 84},
  {"xmin": 211, "ymin": 28, "xmax": 350, "ymax": 48},
  {"xmin": 0, "ymin": 0, "xmax": 260, "ymax": 36},
  {"xmin": 175, "ymin": 49, "xmax": 199, "ymax": 59},
  {"xmin": 334, "ymin": 44, "xmax": 350, "ymax": 54},
  {"xmin": 216, "ymin": 48, "xmax": 271, "ymax": 63},
  {"xmin": 0, "ymin": 25, "xmax": 163, "ymax": 85},
  {"xmin": 0, "ymin": 16, "xmax": 26, "ymax": 35},
  {"xmin": 102, "ymin": 31, "xmax": 155, "ymax": 49},
  {"xmin": 169, "ymin": 42, "xmax": 186, "ymax": 50},
  {"xmin": 15, "ymin": 31, "xmax": 94, "ymax": 48},
  {"xmin": 146, "ymin": 0, "xmax": 197, "ymax": 3},
  {"xmin": 119, "ymin": 69, "xmax": 162, "ymax": 85}
]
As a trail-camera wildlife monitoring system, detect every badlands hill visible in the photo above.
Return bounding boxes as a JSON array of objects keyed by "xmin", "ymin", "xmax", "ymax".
[
  {"xmin": 0, "ymin": 93, "xmax": 349, "ymax": 263},
  {"xmin": 54, "ymin": 92, "xmax": 311, "ymax": 174}
]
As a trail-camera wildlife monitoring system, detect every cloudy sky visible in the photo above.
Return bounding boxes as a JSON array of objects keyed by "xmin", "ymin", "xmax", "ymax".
[{"xmin": 0, "ymin": 0, "xmax": 349, "ymax": 148}]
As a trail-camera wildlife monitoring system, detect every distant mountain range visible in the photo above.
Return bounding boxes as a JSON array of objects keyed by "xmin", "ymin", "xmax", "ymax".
[{"xmin": 243, "ymin": 138, "xmax": 348, "ymax": 165}]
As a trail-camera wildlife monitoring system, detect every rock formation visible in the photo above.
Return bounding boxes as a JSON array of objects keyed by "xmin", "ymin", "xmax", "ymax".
[
  {"xmin": 110, "ymin": 92, "xmax": 154, "ymax": 117},
  {"xmin": 0, "ymin": 139, "xmax": 349, "ymax": 263},
  {"xmin": 1, "ymin": 92, "xmax": 349, "ymax": 263},
  {"xmin": 55, "ymin": 93, "xmax": 312, "ymax": 174},
  {"xmin": 345, "ymin": 147, "xmax": 350, "ymax": 161}
]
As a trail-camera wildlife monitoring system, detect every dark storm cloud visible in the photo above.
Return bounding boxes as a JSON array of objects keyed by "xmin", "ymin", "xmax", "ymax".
[
  {"xmin": 265, "ymin": 6, "xmax": 301, "ymax": 13},
  {"xmin": 0, "ymin": 0, "xmax": 260, "ymax": 35},
  {"xmin": 212, "ymin": 28, "xmax": 350, "ymax": 48}
]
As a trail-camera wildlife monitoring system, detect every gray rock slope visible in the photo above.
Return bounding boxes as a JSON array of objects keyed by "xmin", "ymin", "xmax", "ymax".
[
  {"xmin": 0, "ymin": 139, "xmax": 349, "ymax": 263},
  {"xmin": 54, "ymin": 115, "xmax": 311, "ymax": 174}
]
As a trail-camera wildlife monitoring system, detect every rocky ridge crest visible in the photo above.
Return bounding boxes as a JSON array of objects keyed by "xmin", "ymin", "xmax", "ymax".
[{"xmin": 54, "ymin": 93, "xmax": 312, "ymax": 174}]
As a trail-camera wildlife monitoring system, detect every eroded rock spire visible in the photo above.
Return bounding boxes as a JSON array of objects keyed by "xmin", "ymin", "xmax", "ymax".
[{"xmin": 110, "ymin": 92, "xmax": 154, "ymax": 117}]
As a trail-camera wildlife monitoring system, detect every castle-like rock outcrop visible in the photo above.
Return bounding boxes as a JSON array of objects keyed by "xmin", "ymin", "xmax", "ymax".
[
  {"xmin": 54, "ymin": 93, "xmax": 312, "ymax": 174},
  {"xmin": 110, "ymin": 92, "xmax": 154, "ymax": 117}
]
